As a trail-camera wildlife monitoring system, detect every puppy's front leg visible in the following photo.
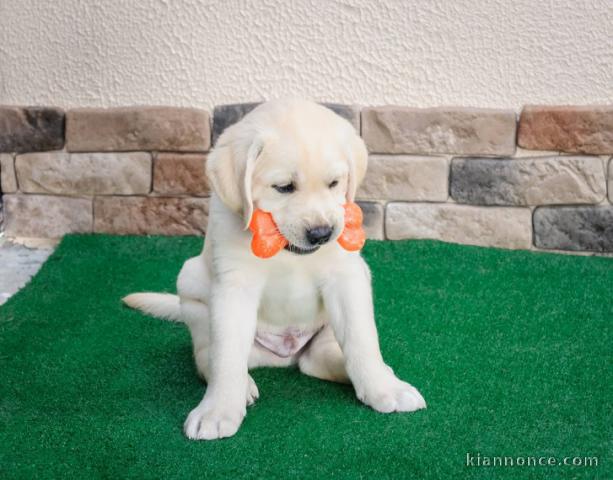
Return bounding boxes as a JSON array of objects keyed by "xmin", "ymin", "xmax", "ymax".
[
  {"xmin": 183, "ymin": 273, "xmax": 262, "ymax": 440},
  {"xmin": 322, "ymin": 256, "xmax": 426, "ymax": 413}
]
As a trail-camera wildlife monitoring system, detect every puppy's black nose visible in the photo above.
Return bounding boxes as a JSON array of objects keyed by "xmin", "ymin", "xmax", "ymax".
[{"xmin": 306, "ymin": 225, "xmax": 333, "ymax": 245}]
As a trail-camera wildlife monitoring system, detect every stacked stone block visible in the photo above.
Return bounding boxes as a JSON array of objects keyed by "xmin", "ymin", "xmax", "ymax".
[
  {"xmin": 0, "ymin": 106, "xmax": 211, "ymax": 237},
  {"xmin": 1, "ymin": 103, "xmax": 611, "ymax": 254}
]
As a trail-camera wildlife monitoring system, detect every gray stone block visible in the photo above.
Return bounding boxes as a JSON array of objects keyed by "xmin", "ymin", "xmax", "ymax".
[
  {"xmin": 212, "ymin": 103, "xmax": 260, "ymax": 144},
  {"xmin": 0, "ymin": 107, "xmax": 65, "ymax": 153},
  {"xmin": 450, "ymin": 156, "xmax": 606, "ymax": 205},
  {"xmin": 320, "ymin": 103, "xmax": 360, "ymax": 131},
  {"xmin": 212, "ymin": 102, "xmax": 360, "ymax": 144},
  {"xmin": 533, "ymin": 206, "xmax": 613, "ymax": 252},
  {"xmin": 356, "ymin": 201, "xmax": 384, "ymax": 240}
]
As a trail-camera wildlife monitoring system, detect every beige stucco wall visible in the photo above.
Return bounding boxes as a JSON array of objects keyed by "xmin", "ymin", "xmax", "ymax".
[{"xmin": 0, "ymin": 0, "xmax": 611, "ymax": 110}]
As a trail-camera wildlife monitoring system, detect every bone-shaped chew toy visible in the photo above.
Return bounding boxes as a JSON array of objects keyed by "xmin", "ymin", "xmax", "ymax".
[
  {"xmin": 248, "ymin": 209, "xmax": 289, "ymax": 259},
  {"xmin": 249, "ymin": 203, "xmax": 366, "ymax": 258},
  {"xmin": 337, "ymin": 202, "xmax": 366, "ymax": 252}
]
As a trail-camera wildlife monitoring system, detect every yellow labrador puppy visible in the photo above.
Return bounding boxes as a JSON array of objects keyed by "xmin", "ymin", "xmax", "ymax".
[{"xmin": 124, "ymin": 99, "xmax": 426, "ymax": 440}]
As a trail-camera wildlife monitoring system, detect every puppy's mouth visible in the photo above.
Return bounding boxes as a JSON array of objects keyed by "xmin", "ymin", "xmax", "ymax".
[{"xmin": 284, "ymin": 244, "xmax": 320, "ymax": 255}]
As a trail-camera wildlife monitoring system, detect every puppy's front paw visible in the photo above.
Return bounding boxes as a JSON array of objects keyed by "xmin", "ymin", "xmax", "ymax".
[
  {"xmin": 358, "ymin": 373, "xmax": 426, "ymax": 413},
  {"xmin": 183, "ymin": 402, "xmax": 246, "ymax": 440}
]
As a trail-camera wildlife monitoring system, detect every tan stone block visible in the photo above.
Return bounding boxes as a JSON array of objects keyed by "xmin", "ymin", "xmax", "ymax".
[
  {"xmin": 518, "ymin": 106, "xmax": 613, "ymax": 154},
  {"xmin": 386, "ymin": 203, "xmax": 532, "ymax": 249},
  {"xmin": 16, "ymin": 152, "xmax": 151, "ymax": 195},
  {"xmin": 94, "ymin": 196, "xmax": 209, "ymax": 235},
  {"xmin": 362, "ymin": 107, "xmax": 516, "ymax": 156},
  {"xmin": 153, "ymin": 153, "xmax": 209, "ymax": 196},
  {"xmin": 4, "ymin": 194, "xmax": 92, "ymax": 237},
  {"xmin": 66, "ymin": 107, "xmax": 210, "ymax": 152},
  {"xmin": 1, "ymin": 154, "xmax": 17, "ymax": 192},
  {"xmin": 357, "ymin": 155, "xmax": 448, "ymax": 201},
  {"xmin": 513, "ymin": 147, "xmax": 559, "ymax": 158}
]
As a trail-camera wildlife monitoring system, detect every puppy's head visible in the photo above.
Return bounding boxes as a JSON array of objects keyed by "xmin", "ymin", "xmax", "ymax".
[{"xmin": 207, "ymin": 99, "xmax": 367, "ymax": 254}]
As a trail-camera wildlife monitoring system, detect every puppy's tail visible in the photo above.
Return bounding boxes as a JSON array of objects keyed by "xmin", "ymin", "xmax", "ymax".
[{"xmin": 122, "ymin": 292, "xmax": 182, "ymax": 322}]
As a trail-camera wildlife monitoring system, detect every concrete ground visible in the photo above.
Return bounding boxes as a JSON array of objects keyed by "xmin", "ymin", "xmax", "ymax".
[{"xmin": 0, "ymin": 235, "xmax": 56, "ymax": 305}]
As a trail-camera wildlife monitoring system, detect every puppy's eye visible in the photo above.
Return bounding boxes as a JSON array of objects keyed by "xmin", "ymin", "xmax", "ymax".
[
  {"xmin": 273, "ymin": 183, "xmax": 296, "ymax": 194},
  {"xmin": 329, "ymin": 180, "xmax": 339, "ymax": 189}
]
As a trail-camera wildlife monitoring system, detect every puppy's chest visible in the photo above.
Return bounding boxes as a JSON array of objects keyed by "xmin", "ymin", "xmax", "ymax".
[
  {"xmin": 258, "ymin": 271, "xmax": 323, "ymax": 328},
  {"xmin": 255, "ymin": 270, "xmax": 324, "ymax": 357}
]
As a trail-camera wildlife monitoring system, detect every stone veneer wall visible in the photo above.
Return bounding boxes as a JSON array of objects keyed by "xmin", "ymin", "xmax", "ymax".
[{"xmin": 0, "ymin": 104, "xmax": 612, "ymax": 254}]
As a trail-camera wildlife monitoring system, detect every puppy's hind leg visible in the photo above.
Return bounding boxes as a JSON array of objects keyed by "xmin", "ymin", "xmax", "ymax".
[
  {"xmin": 298, "ymin": 325, "xmax": 349, "ymax": 384},
  {"xmin": 181, "ymin": 299, "xmax": 259, "ymax": 406}
]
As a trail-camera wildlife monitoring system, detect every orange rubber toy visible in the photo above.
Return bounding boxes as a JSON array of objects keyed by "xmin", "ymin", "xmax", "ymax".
[
  {"xmin": 249, "ymin": 203, "xmax": 365, "ymax": 258},
  {"xmin": 337, "ymin": 202, "xmax": 366, "ymax": 252},
  {"xmin": 248, "ymin": 209, "xmax": 289, "ymax": 258}
]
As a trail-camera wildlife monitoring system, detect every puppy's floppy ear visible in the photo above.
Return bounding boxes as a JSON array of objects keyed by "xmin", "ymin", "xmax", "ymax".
[
  {"xmin": 346, "ymin": 132, "xmax": 368, "ymax": 202},
  {"xmin": 206, "ymin": 126, "xmax": 264, "ymax": 228}
]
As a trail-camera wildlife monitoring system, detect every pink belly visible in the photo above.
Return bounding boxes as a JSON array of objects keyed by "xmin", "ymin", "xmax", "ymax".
[{"xmin": 255, "ymin": 327, "xmax": 321, "ymax": 358}]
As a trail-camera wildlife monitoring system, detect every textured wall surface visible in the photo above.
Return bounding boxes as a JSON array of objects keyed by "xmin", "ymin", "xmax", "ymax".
[{"xmin": 1, "ymin": 0, "xmax": 611, "ymax": 109}]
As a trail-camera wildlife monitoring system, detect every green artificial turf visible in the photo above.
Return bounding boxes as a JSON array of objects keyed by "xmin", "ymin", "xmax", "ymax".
[{"xmin": 0, "ymin": 235, "xmax": 611, "ymax": 479}]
